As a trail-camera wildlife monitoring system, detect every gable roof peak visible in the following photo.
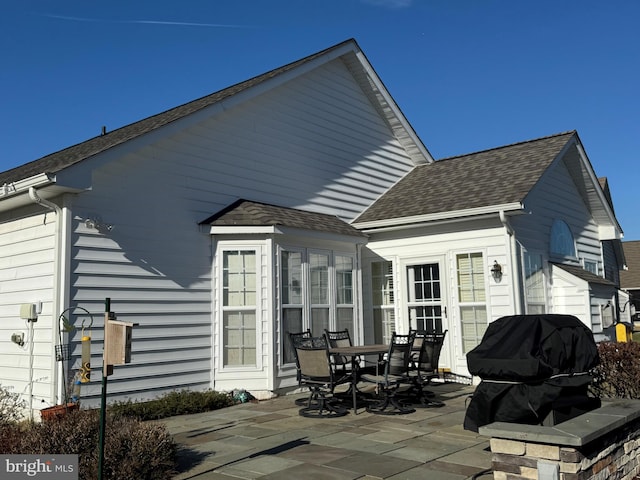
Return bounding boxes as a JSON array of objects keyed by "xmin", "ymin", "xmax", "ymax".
[
  {"xmin": 0, "ymin": 38, "xmax": 373, "ymax": 185},
  {"xmin": 354, "ymin": 130, "xmax": 578, "ymax": 226}
]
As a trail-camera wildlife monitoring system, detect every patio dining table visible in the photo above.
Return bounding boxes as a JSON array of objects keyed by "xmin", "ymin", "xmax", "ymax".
[{"xmin": 329, "ymin": 343, "xmax": 388, "ymax": 414}]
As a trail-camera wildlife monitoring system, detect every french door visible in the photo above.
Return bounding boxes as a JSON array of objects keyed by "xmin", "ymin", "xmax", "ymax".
[
  {"xmin": 404, "ymin": 259, "xmax": 447, "ymax": 334},
  {"xmin": 403, "ymin": 257, "xmax": 450, "ymax": 373}
]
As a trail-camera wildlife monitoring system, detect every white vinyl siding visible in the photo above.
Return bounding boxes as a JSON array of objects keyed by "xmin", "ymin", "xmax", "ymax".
[
  {"xmin": 512, "ymin": 147, "xmax": 610, "ymax": 326},
  {"xmin": 49, "ymin": 56, "xmax": 415, "ymax": 403},
  {"xmin": 0, "ymin": 212, "xmax": 56, "ymax": 412}
]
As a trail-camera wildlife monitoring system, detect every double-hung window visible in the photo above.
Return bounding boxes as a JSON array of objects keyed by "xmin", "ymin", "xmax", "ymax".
[
  {"xmin": 222, "ymin": 249, "xmax": 258, "ymax": 368},
  {"xmin": 524, "ymin": 252, "xmax": 546, "ymax": 314},
  {"xmin": 371, "ymin": 261, "xmax": 395, "ymax": 344},
  {"xmin": 457, "ymin": 253, "xmax": 487, "ymax": 354},
  {"xmin": 335, "ymin": 255, "xmax": 354, "ymax": 332},
  {"xmin": 310, "ymin": 252, "xmax": 330, "ymax": 333}
]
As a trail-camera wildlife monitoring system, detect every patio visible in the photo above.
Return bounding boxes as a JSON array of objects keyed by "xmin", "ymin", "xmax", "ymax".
[{"xmin": 163, "ymin": 382, "xmax": 492, "ymax": 479}]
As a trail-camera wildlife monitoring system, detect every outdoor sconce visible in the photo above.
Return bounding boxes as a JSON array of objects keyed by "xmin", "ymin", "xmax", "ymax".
[
  {"xmin": 84, "ymin": 216, "xmax": 113, "ymax": 232},
  {"xmin": 491, "ymin": 261, "xmax": 503, "ymax": 282}
]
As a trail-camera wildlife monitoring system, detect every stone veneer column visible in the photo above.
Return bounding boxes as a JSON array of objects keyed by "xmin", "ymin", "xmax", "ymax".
[{"xmin": 479, "ymin": 400, "xmax": 640, "ymax": 480}]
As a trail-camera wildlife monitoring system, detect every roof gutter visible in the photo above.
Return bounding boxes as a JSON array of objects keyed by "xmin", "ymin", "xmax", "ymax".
[
  {"xmin": 1, "ymin": 174, "xmax": 53, "ymax": 199},
  {"xmin": 500, "ymin": 210, "xmax": 522, "ymax": 315},
  {"xmin": 354, "ymin": 202, "xmax": 525, "ymax": 232},
  {"xmin": 28, "ymin": 187, "xmax": 68, "ymax": 407}
]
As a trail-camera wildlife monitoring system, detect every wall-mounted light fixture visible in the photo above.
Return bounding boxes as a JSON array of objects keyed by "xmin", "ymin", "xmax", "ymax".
[
  {"xmin": 11, "ymin": 332, "xmax": 25, "ymax": 347},
  {"xmin": 490, "ymin": 261, "xmax": 503, "ymax": 282},
  {"xmin": 85, "ymin": 216, "xmax": 113, "ymax": 232}
]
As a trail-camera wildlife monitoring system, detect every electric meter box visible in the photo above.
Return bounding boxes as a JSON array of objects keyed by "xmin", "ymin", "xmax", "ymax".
[{"xmin": 105, "ymin": 320, "xmax": 134, "ymax": 365}]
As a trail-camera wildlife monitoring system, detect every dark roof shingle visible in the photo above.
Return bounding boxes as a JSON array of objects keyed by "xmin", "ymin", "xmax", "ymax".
[
  {"xmin": 621, "ymin": 241, "xmax": 640, "ymax": 290},
  {"xmin": 201, "ymin": 199, "xmax": 366, "ymax": 238},
  {"xmin": 355, "ymin": 131, "xmax": 575, "ymax": 224},
  {"xmin": 552, "ymin": 262, "xmax": 615, "ymax": 286}
]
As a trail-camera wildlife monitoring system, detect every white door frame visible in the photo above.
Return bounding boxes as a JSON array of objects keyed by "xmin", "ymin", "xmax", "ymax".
[{"xmin": 398, "ymin": 255, "xmax": 451, "ymax": 371}]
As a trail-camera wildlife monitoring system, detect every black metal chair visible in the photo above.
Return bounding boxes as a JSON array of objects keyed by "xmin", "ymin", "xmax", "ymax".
[
  {"xmin": 290, "ymin": 334, "xmax": 349, "ymax": 418},
  {"xmin": 288, "ymin": 330, "xmax": 314, "ymax": 406},
  {"xmin": 360, "ymin": 331, "xmax": 416, "ymax": 415},
  {"xmin": 324, "ymin": 329, "xmax": 378, "ymax": 377},
  {"xmin": 323, "ymin": 329, "xmax": 354, "ymax": 377},
  {"xmin": 405, "ymin": 330, "xmax": 447, "ymax": 407}
]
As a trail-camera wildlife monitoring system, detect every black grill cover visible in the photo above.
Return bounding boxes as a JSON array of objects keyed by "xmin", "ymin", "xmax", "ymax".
[{"xmin": 463, "ymin": 314, "xmax": 600, "ymax": 432}]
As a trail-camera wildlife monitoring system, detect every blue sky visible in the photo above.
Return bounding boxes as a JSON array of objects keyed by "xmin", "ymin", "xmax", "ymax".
[{"xmin": 2, "ymin": 1, "xmax": 638, "ymax": 238}]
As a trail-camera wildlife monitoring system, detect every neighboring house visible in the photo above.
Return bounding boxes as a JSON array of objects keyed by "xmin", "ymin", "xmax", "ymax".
[
  {"xmin": 620, "ymin": 240, "xmax": 640, "ymax": 327},
  {"xmin": 0, "ymin": 39, "xmax": 626, "ymax": 415}
]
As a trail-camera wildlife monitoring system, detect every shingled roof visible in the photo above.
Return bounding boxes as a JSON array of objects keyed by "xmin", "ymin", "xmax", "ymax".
[
  {"xmin": 0, "ymin": 39, "xmax": 360, "ymax": 186},
  {"xmin": 621, "ymin": 241, "xmax": 640, "ymax": 290},
  {"xmin": 201, "ymin": 199, "xmax": 366, "ymax": 238},
  {"xmin": 354, "ymin": 131, "xmax": 576, "ymax": 224},
  {"xmin": 552, "ymin": 262, "xmax": 616, "ymax": 286}
]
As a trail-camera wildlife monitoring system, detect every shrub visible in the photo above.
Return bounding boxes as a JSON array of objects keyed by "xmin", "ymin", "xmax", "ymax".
[
  {"xmin": 0, "ymin": 409, "xmax": 176, "ymax": 480},
  {"xmin": 589, "ymin": 341, "xmax": 640, "ymax": 399},
  {"xmin": 110, "ymin": 389, "xmax": 235, "ymax": 420},
  {"xmin": 0, "ymin": 384, "xmax": 26, "ymax": 425}
]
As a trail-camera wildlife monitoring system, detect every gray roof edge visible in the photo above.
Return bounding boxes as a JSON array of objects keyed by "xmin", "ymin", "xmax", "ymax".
[
  {"xmin": 353, "ymin": 202, "xmax": 524, "ymax": 231},
  {"xmin": 436, "ymin": 130, "xmax": 576, "ymax": 162},
  {"xmin": 0, "ymin": 39, "xmax": 363, "ymax": 185}
]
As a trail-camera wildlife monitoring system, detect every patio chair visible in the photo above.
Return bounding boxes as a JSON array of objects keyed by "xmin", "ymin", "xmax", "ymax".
[
  {"xmin": 288, "ymin": 329, "xmax": 315, "ymax": 406},
  {"xmin": 291, "ymin": 334, "xmax": 349, "ymax": 418},
  {"xmin": 405, "ymin": 330, "xmax": 447, "ymax": 407},
  {"xmin": 324, "ymin": 329, "xmax": 377, "ymax": 378},
  {"xmin": 360, "ymin": 331, "xmax": 417, "ymax": 415},
  {"xmin": 324, "ymin": 329, "xmax": 353, "ymax": 375}
]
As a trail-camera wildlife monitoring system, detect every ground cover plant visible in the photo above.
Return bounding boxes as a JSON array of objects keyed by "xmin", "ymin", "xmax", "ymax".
[{"xmin": 110, "ymin": 388, "xmax": 236, "ymax": 420}]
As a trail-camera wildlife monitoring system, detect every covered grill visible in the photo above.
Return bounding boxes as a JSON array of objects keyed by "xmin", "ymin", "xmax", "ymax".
[{"xmin": 463, "ymin": 314, "xmax": 601, "ymax": 432}]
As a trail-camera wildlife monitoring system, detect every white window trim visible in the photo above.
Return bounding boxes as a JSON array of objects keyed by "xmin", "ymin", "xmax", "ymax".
[
  {"xmin": 522, "ymin": 250, "xmax": 548, "ymax": 314},
  {"xmin": 370, "ymin": 259, "xmax": 396, "ymax": 345},
  {"xmin": 217, "ymin": 243, "xmax": 263, "ymax": 373},
  {"xmin": 454, "ymin": 251, "xmax": 489, "ymax": 355},
  {"xmin": 398, "ymin": 255, "xmax": 447, "ymax": 334},
  {"xmin": 582, "ymin": 259, "xmax": 599, "ymax": 276}
]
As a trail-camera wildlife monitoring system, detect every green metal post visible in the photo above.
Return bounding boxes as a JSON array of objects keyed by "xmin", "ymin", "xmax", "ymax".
[{"xmin": 97, "ymin": 297, "xmax": 110, "ymax": 480}]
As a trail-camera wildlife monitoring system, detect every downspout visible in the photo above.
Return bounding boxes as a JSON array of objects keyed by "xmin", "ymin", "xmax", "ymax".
[
  {"xmin": 500, "ymin": 210, "xmax": 522, "ymax": 315},
  {"xmin": 28, "ymin": 187, "xmax": 68, "ymax": 408},
  {"xmin": 356, "ymin": 243, "xmax": 364, "ymax": 344}
]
